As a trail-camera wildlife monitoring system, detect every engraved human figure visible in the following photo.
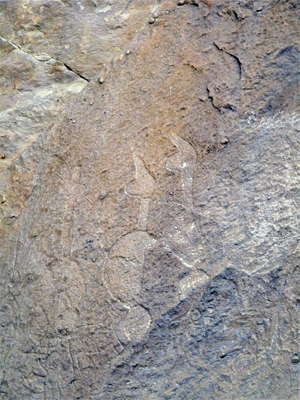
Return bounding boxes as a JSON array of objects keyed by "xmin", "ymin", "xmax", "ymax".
[
  {"xmin": 102, "ymin": 154, "xmax": 156, "ymax": 342},
  {"xmin": 165, "ymin": 133, "xmax": 209, "ymax": 297},
  {"xmin": 125, "ymin": 154, "xmax": 155, "ymax": 229}
]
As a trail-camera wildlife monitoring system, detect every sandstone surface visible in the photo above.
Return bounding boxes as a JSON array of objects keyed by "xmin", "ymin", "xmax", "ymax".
[{"xmin": 0, "ymin": 1, "xmax": 299, "ymax": 399}]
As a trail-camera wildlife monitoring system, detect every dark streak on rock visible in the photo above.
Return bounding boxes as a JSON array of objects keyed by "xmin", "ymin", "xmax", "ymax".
[
  {"xmin": 63, "ymin": 63, "xmax": 90, "ymax": 82},
  {"xmin": 213, "ymin": 42, "xmax": 242, "ymax": 80},
  {"xmin": 206, "ymin": 87, "xmax": 221, "ymax": 112}
]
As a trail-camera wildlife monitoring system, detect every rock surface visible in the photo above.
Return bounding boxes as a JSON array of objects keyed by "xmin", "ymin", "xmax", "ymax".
[{"xmin": 0, "ymin": 0, "xmax": 299, "ymax": 399}]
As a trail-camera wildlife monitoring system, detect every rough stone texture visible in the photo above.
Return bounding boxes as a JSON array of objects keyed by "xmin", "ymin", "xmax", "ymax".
[{"xmin": 0, "ymin": 0, "xmax": 299, "ymax": 399}]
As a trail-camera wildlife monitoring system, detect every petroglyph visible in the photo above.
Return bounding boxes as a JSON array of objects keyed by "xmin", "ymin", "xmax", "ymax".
[
  {"xmin": 103, "ymin": 231, "xmax": 156, "ymax": 339},
  {"xmin": 166, "ymin": 132, "xmax": 196, "ymax": 211},
  {"xmin": 103, "ymin": 155, "xmax": 156, "ymax": 341},
  {"xmin": 110, "ymin": 231, "xmax": 156, "ymax": 263},
  {"xmin": 1, "ymin": 0, "xmax": 298, "ymax": 397},
  {"xmin": 163, "ymin": 221, "xmax": 204, "ymax": 269},
  {"xmin": 39, "ymin": 258, "xmax": 85, "ymax": 331},
  {"xmin": 126, "ymin": 154, "xmax": 155, "ymax": 230},
  {"xmin": 103, "ymin": 232, "xmax": 156, "ymax": 308},
  {"xmin": 61, "ymin": 166, "xmax": 82, "ymax": 258},
  {"xmin": 116, "ymin": 305, "xmax": 152, "ymax": 344},
  {"xmin": 179, "ymin": 270, "xmax": 210, "ymax": 300},
  {"xmin": 164, "ymin": 133, "xmax": 204, "ymax": 292}
]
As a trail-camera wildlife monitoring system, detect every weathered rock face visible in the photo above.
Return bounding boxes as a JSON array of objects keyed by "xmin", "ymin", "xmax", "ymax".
[{"xmin": 0, "ymin": 1, "xmax": 299, "ymax": 399}]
